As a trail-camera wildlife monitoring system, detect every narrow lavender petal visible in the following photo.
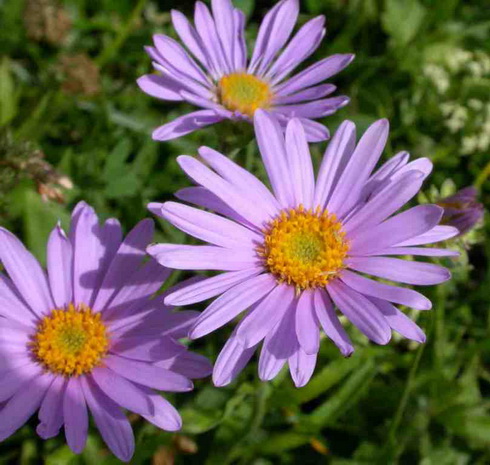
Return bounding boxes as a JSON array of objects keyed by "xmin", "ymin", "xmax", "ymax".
[
  {"xmin": 276, "ymin": 54, "xmax": 354, "ymax": 96},
  {"xmin": 340, "ymin": 270, "xmax": 432, "ymax": 310},
  {"xmin": 137, "ymin": 74, "xmax": 185, "ymax": 101},
  {"xmin": 370, "ymin": 246, "xmax": 460, "ymax": 257},
  {"xmin": 211, "ymin": 0, "xmax": 235, "ymax": 70},
  {"xmin": 177, "ymin": 155, "xmax": 271, "ymax": 227},
  {"xmin": 273, "ymin": 83, "xmax": 336, "ymax": 105},
  {"xmin": 81, "ymin": 377, "xmax": 134, "ymax": 463},
  {"xmin": 275, "ymin": 96, "xmax": 350, "ymax": 119},
  {"xmin": 0, "ymin": 275, "xmax": 37, "ymax": 325},
  {"xmin": 37, "ymin": 376, "xmax": 66, "ymax": 440},
  {"xmin": 98, "ymin": 218, "xmax": 123, "ymax": 283},
  {"xmin": 289, "ymin": 347, "xmax": 317, "ymax": 388},
  {"xmin": 285, "ymin": 119, "xmax": 315, "ymax": 208},
  {"xmin": 152, "ymin": 110, "xmax": 225, "ymax": 141},
  {"xmin": 198, "ymin": 146, "xmax": 281, "ymax": 217},
  {"xmin": 148, "ymin": 243, "xmax": 259, "ymax": 271},
  {"xmin": 161, "ymin": 351, "xmax": 213, "ymax": 379},
  {"xmin": 396, "ymin": 225, "xmax": 459, "ymax": 246},
  {"xmin": 254, "ymin": 110, "xmax": 295, "ymax": 208},
  {"xmin": 93, "ymin": 219, "xmax": 154, "ymax": 312},
  {"xmin": 295, "ymin": 290, "xmax": 319, "ymax": 355},
  {"xmin": 343, "ymin": 170, "xmax": 425, "ymax": 235},
  {"xmin": 141, "ymin": 388, "xmax": 182, "ymax": 432},
  {"xmin": 313, "ymin": 120, "xmax": 356, "ymax": 208},
  {"xmin": 104, "ymin": 355, "xmax": 193, "ymax": 392},
  {"xmin": 47, "ymin": 224, "xmax": 73, "ymax": 309},
  {"xmin": 266, "ymin": 16, "xmax": 326, "ymax": 84},
  {"xmin": 174, "ymin": 187, "xmax": 253, "ymax": 227},
  {"xmin": 194, "ymin": 1, "xmax": 230, "ymax": 75},
  {"xmin": 298, "ymin": 118, "xmax": 330, "ymax": 142},
  {"xmin": 259, "ymin": 304, "xmax": 298, "ymax": 381},
  {"xmin": 91, "ymin": 368, "xmax": 153, "ymax": 415},
  {"xmin": 171, "ymin": 9, "xmax": 214, "ymax": 76},
  {"xmin": 0, "ymin": 373, "xmax": 52, "ymax": 442},
  {"xmin": 328, "ymin": 280, "xmax": 391, "ymax": 345},
  {"xmin": 370, "ymin": 297, "xmax": 426, "ymax": 343},
  {"xmin": 213, "ymin": 334, "xmax": 256, "ymax": 386},
  {"xmin": 233, "ymin": 9, "xmax": 247, "ymax": 70},
  {"xmin": 0, "ymin": 228, "xmax": 53, "ymax": 317},
  {"xmin": 347, "ymin": 256, "xmax": 451, "ymax": 286},
  {"xmin": 153, "ymin": 34, "xmax": 211, "ymax": 87},
  {"xmin": 165, "ymin": 268, "xmax": 262, "ymax": 306},
  {"xmin": 367, "ymin": 151, "xmax": 410, "ymax": 186},
  {"xmin": 63, "ymin": 377, "xmax": 88, "ymax": 454},
  {"xmin": 254, "ymin": 0, "xmax": 299, "ymax": 76},
  {"xmin": 350, "ymin": 205, "xmax": 444, "ymax": 255},
  {"xmin": 0, "ymin": 363, "xmax": 42, "ymax": 402},
  {"xmin": 314, "ymin": 289, "xmax": 354, "ymax": 356},
  {"xmin": 111, "ymin": 336, "xmax": 185, "ymax": 362},
  {"xmin": 236, "ymin": 284, "xmax": 295, "ymax": 348},
  {"xmin": 190, "ymin": 274, "xmax": 277, "ymax": 339},
  {"xmin": 160, "ymin": 201, "xmax": 261, "ymax": 248},
  {"xmin": 179, "ymin": 90, "xmax": 230, "ymax": 113},
  {"xmin": 327, "ymin": 119, "xmax": 390, "ymax": 219}
]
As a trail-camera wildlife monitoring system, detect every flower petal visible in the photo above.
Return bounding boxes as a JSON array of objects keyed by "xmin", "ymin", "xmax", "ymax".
[
  {"xmin": 37, "ymin": 376, "xmax": 66, "ymax": 440},
  {"xmin": 64, "ymin": 377, "xmax": 88, "ymax": 454},
  {"xmin": 288, "ymin": 347, "xmax": 317, "ymax": 387},
  {"xmin": 153, "ymin": 110, "xmax": 224, "ymax": 141},
  {"xmin": 295, "ymin": 290, "xmax": 319, "ymax": 355},
  {"xmin": 47, "ymin": 224, "xmax": 73, "ymax": 309}
]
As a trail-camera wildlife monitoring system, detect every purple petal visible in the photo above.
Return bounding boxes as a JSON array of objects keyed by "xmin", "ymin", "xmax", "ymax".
[
  {"xmin": 161, "ymin": 351, "xmax": 213, "ymax": 379},
  {"xmin": 275, "ymin": 96, "xmax": 350, "ymax": 119},
  {"xmin": 340, "ymin": 269, "xmax": 431, "ymax": 310},
  {"xmin": 236, "ymin": 283, "xmax": 294, "ymax": 348},
  {"xmin": 190, "ymin": 273, "xmax": 277, "ymax": 338},
  {"xmin": 297, "ymin": 117, "xmax": 330, "ymax": 142},
  {"xmin": 211, "ymin": 0, "xmax": 235, "ymax": 70},
  {"xmin": 37, "ymin": 376, "xmax": 66, "ymax": 439},
  {"xmin": 0, "ymin": 228, "xmax": 53, "ymax": 317},
  {"xmin": 396, "ymin": 225, "xmax": 459, "ymax": 246},
  {"xmin": 137, "ymin": 74, "xmax": 185, "ymax": 101},
  {"xmin": 295, "ymin": 290, "xmax": 319, "ymax": 355},
  {"xmin": 370, "ymin": 297, "xmax": 426, "ymax": 343},
  {"xmin": 64, "ymin": 377, "xmax": 88, "ymax": 454},
  {"xmin": 148, "ymin": 243, "xmax": 259, "ymax": 271},
  {"xmin": 81, "ymin": 377, "xmax": 134, "ymax": 463},
  {"xmin": 289, "ymin": 347, "xmax": 317, "ymax": 387},
  {"xmin": 91, "ymin": 367, "xmax": 153, "ymax": 415},
  {"xmin": 105, "ymin": 355, "xmax": 193, "ymax": 392},
  {"xmin": 153, "ymin": 110, "xmax": 225, "ymax": 141},
  {"xmin": 285, "ymin": 119, "xmax": 315, "ymax": 208},
  {"xmin": 347, "ymin": 256, "xmax": 451, "ymax": 286},
  {"xmin": 111, "ymin": 336, "xmax": 185, "ymax": 362},
  {"xmin": 0, "ymin": 362, "xmax": 42, "ymax": 402},
  {"xmin": 0, "ymin": 275, "xmax": 37, "ymax": 325},
  {"xmin": 313, "ymin": 289, "xmax": 353, "ymax": 356},
  {"xmin": 47, "ymin": 224, "xmax": 73, "ymax": 309},
  {"xmin": 254, "ymin": 110, "xmax": 294, "ymax": 208},
  {"xmin": 313, "ymin": 120, "xmax": 356, "ymax": 208},
  {"xmin": 164, "ymin": 268, "xmax": 262, "ymax": 306},
  {"xmin": 370, "ymin": 246, "xmax": 459, "ymax": 257},
  {"xmin": 141, "ymin": 388, "xmax": 182, "ymax": 432},
  {"xmin": 274, "ymin": 83, "xmax": 336, "ymax": 105},
  {"xmin": 233, "ymin": 9, "xmax": 247, "ymax": 70},
  {"xmin": 0, "ymin": 372, "xmax": 52, "ymax": 442},
  {"xmin": 327, "ymin": 280, "xmax": 391, "ymax": 345},
  {"xmin": 213, "ymin": 334, "xmax": 256, "ymax": 386}
]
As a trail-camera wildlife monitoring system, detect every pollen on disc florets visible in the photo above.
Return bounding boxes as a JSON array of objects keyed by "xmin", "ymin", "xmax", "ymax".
[
  {"xmin": 31, "ymin": 303, "xmax": 109, "ymax": 377},
  {"xmin": 258, "ymin": 206, "xmax": 350, "ymax": 291},
  {"xmin": 218, "ymin": 72, "xmax": 273, "ymax": 117}
]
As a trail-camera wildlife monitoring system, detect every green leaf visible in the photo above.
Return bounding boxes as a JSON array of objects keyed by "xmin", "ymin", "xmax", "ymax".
[
  {"xmin": 0, "ymin": 57, "xmax": 18, "ymax": 127},
  {"xmin": 381, "ymin": 0, "xmax": 427, "ymax": 47}
]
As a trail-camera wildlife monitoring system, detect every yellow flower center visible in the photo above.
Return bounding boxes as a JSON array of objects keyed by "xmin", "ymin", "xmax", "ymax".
[
  {"xmin": 218, "ymin": 73, "xmax": 272, "ymax": 117},
  {"xmin": 259, "ymin": 206, "xmax": 350, "ymax": 291},
  {"xmin": 31, "ymin": 303, "xmax": 109, "ymax": 377}
]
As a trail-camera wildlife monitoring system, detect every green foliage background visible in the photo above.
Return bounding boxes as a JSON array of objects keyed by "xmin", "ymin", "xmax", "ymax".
[{"xmin": 0, "ymin": 0, "xmax": 489, "ymax": 463}]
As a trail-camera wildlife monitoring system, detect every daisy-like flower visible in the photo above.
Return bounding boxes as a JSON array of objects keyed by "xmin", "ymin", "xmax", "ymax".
[
  {"xmin": 148, "ymin": 110, "xmax": 459, "ymax": 388},
  {"xmin": 0, "ymin": 202, "xmax": 211, "ymax": 462},
  {"xmin": 438, "ymin": 186, "xmax": 484, "ymax": 236},
  {"xmin": 137, "ymin": 0, "xmax": 353, "ymax": 142}
]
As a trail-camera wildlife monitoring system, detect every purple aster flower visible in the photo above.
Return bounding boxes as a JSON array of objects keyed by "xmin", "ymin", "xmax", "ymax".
[
  {"xmin": 438, "ymin": 186, "xmax": 484, "ymax": 236},
  {"xmin": 137, "ymin": 0, "xmax": 353, "ymax": 142},
  {"xmin": 0, "ymin": 202, "xmax": 211, "ymax": 462},
  {"xmin": 147, "ymin": 110, "xmax": 458, "ymax": 388}
]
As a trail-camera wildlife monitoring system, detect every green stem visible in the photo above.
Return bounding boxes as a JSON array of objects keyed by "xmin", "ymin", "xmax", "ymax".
[
  {"xmin": 475, "ymin": 159, "xmax": 490, "ymax": 189},
  {"xmin": 96, "ymin": 0, "xmax": 148, "ymax": 68}
]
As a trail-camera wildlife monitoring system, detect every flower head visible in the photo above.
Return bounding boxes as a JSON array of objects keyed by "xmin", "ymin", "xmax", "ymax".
[
  {"xmin": 438, "ymin": 186, "xmax": 484, "ymax": 235},
  {"xmin": 137, "ymin": 0, "xmax": 353, "ymax": 142},
  {"xmin": 148, "ymin": 111, "xmax": 458, "ymax": 388},
  {"xmin": 0, "ymin": 202, "xmax": 211, "ymax": 462}
]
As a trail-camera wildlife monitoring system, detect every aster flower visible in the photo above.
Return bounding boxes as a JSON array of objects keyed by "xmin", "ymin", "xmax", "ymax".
[
  {"xmin": 0, "ymin": 202, "xmax": 211, "ymax": 462},
  {"xmin": 137, "ymin": 0, "xmax": 353, "ymax": 142},
  {"xmin": 438, "ymin": 186, "xmax": 484, "ymax": 235},
  {"xmin": 148, "ymin": 111, "xmax": 458, "ymax": 388}
]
